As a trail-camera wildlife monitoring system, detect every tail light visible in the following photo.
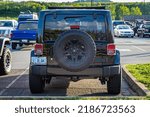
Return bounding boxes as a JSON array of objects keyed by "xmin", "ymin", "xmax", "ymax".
[
  {"xmin": 34, "ymin": 43, "xmax": 43, "ymax": 56},
  {"xmin": 10, "ymin": 33, "xmax": 13, "ymax": 38},
  {"xmin": 70, "ymin": 25, "xmax": 80, "ymax": 29},
  {"xmin": 107, "ymin": 43, "xmax": 116, "ymax": 55}
]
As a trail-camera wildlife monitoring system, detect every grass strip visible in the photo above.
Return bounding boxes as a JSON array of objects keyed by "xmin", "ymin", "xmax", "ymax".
[{"xmin": 126, "ymin": 64, "xmax": 150, "ymax": 90}]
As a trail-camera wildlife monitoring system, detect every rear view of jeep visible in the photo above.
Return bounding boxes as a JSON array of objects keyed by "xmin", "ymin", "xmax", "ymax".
[{"xmin": 29, "ymin": 7, "xmax": 121, "ymax": 94}]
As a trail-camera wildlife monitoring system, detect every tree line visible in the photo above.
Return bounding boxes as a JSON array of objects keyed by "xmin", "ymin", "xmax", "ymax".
[{"xmin": 0, "ymin": 1, "xmax": 150, "ymax": 20}]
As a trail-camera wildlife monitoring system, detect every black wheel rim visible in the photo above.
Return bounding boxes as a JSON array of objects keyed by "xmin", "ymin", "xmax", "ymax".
[
  {"xmin": 5, "ymin": 52, "xmax": 11, "ymax": 69},
  {"xmin": 63, "ymin": 39, "xmax": 87, "ymax": 64}
]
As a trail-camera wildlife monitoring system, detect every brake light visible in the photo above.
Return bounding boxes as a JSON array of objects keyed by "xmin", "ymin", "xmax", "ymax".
[
  {"xmin": 107, "ymin": 44, "xmax": 116, "ymax": 55},
  {"xmin": 70, "ymin": 25, "xmax": 80, "ymax": 29},
  {"xmin": 10, "ymin": 33, "xmax": 13, "ymax": 38},
  {"xmin": 34, "ymin": 44, "xmax": 43, "ymax": 56}
]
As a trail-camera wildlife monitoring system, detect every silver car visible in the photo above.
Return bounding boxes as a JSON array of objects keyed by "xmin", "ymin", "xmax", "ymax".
[
  {"xmin": 114, "ymin": 25, "xmax": 134, "ymax": 38},
  {"xmin": 0, "ymin": 27, "xmax": 14, "ymax": 38}
]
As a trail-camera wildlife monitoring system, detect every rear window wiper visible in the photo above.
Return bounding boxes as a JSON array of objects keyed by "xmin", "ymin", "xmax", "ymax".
[{"xmin": 64, "ymin": 16, "xmax": 86, "ymax": 20}]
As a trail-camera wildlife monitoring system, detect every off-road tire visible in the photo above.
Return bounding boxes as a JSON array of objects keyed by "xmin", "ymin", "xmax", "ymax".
[
  {"xmin": 107, "ymin": 68, "xmax": 122, "ymax": 94},
  {"xmin": 29, "ymin": 69, "xmax": 45, "ymax": 93},
  {"xmin": 53, "ymin": 30, "xmax": 96, "ymax": 72},
  {"xmin": 0, "ymin": 48, "xmax": 11, "ymax": 75}
]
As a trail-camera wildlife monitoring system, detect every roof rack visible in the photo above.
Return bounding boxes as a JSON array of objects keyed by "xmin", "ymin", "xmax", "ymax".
[{"xmin": 48, "ymin": 7, "xmax": 105, "ymax": 10}]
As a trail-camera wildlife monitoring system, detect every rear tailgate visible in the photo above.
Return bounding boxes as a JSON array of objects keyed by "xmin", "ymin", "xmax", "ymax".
[{"xmin": 11, "ymin": 30, "xmax": 37, "ymax": 40}]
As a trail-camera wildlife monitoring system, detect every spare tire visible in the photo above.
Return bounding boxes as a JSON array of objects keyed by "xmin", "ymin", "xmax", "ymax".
[{"xmin": 53, "ymin": 30, "xmax": 96, "ymax": 72}]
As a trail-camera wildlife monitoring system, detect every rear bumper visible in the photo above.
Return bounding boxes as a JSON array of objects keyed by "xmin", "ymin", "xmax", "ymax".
[
  {"xmin": 137, "ymin": 32, "xmax": 150, "ymax": 35},
  {"xmin": 30, "ymin": 65, "xmax": 121, "ymax": 77},
  {"xmin": 143, "ymin": 33, "xmax": 150, "ymax": 35},
  {"xmin": 11, "ymin": 40, "xmax": 36, "ymax": 44},
  {"xmin": 119, "ymin": 33, "xmax": 134, "ymax": 37}
]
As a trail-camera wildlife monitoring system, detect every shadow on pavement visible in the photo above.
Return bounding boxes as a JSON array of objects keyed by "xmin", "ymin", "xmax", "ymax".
[
  {"xmin": 121, "ymin": 52, "xmax": 150, "ymax": 57},
  {"xmin": 0, "ymin": 73, "xmax": 113, "ymax": 97}
]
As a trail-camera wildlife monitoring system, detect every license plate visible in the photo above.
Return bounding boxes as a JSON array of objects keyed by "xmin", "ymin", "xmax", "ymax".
[
  {"xmin": 22, "ymin": 40, "xmax": 28, "ymax": 42},
  {"xmin": 31, "ymin": 57, "xmax": 47, "ymax": 65}
]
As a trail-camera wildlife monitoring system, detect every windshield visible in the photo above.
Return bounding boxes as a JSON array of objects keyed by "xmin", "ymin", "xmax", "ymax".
[
  {"xmin": 0, "ymin": 21, "xmax": 13, "ymax": 27},
  {"xmin": 0, "ymin": 30, "xmax": 6, "ymax": 34},
  {"xmin": 18, "ymin": 18, "xmax": 32, "ymax": 22},
  {"xmin": 145, "ymin": 24, "xmax": 150, "ymax": 28},
  {"xmin": 18, "ymin": 22, "xmax": 37, "ymax": 30},
  {"xmin": 0, "ymin": 29, "xmax": 9, "ymax": 37},
  {"xmin": 44, "ymin": 14, "xmax": 106, "ymax": 41},
  {"xmin": 118, "ymin": 25, "xmax": 130, "ymax": 29},
  {"xmin": 113, "ymin": 21, "xmax": 125, "ymax": 26}
]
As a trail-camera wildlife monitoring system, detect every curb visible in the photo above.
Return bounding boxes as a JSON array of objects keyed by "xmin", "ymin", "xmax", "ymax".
[{"xmin": 122, "ymin": 66, "xmax": 150, "ymax": 96}]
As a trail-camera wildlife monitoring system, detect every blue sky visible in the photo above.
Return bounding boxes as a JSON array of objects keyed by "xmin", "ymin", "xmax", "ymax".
[{"xmin": 11, "ymin": 0, "xmax": 150, "ymax": 2}]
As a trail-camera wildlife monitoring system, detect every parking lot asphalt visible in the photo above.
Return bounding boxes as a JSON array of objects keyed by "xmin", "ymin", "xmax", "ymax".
[{"xmin": 0, "ymin": 37, "xmax": 150, "ymax": 97}]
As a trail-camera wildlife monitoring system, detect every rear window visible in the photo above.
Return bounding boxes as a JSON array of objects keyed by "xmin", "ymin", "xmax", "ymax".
[
  {"xmin": 18, "ymin": 18, "xmax": 32, "ymax": 22},
  {"xmin": 44, "ymin": 14, "xmax": 106, "ymax": 41},
  {"xmin": 144, "ymin": 23, "xmax": 150, "ymax": 28},
  {"xmin": 0, "ymin": 21, "xmax": 13, "ymax": 27},
  {"xmin": 18, "ymin": 22, "xmax": 37, "ymax": 30},
  {"xmin": 0, "ymin": 29, "xmax": 9, "ymax": 35},
  {"xmin": 113, "ymin": 21, "xmax": 125, "ymax": 26},
  {"xmin": 0, "ymin": 29, "xmax": 10, "ymax": 37},
  {"xmin": 118, "ymin": 25, "xmax": 130, "ymax": 29}
]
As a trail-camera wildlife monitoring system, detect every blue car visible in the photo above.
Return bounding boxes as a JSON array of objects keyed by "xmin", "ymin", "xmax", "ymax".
[
  {"xmin": 18, "ymin": 11, "xmax": 38, "ymax": 22},
  {"xmin": 11, "ymin": 21, "xmax": 38, "ymax": 49}
]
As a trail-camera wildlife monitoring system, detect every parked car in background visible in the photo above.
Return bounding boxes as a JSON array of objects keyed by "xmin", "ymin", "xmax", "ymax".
[
  {"xmin": 114, "ymin": 25, "xmax": 134, "ymax": 38},
  {"xmin": 0, "ymin": 27, "xmax": 14, "ymax": 39},
  {"xmin": 0, "ymin": 20, "xmax": 18, "ymax": 29},
  {"xmin": 112, "ymin": 20, "xmax": 126, "ymax": 29},
  {"xmin": 0, "ymin": 37, "xmax": 12, "ymax": 75},
  {"xmin": 18, "ymin": 10, "xmax": 38, "ymax": 22},
  {"xmin": 133, "ymin": 19, "xmax": 145, "ymax": 36},
  {"xmin": 125, "ymin": 21, "xmax": 134, "ymax": 28},
  {"xmin": 11, "ymin": 20, "xmax": 38, "ymax": 49},
  {"xmin": 137, "ymin": 21, "xmax": 150, "ymax": 37}
]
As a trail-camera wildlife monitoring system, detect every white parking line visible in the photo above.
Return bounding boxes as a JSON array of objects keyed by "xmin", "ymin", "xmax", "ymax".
[
  {"xmin": 117, "ymin": 49, "xmax": 131, "ymax": 52},
  {"xmin": 0, "ymin": 67, "xmax": 29, "ymax": 96},
  {"xmin": 132, "ymin": 46, "xmax": 146, "ymax": 52}
]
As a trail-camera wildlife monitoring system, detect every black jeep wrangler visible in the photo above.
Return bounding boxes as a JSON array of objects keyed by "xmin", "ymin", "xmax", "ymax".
[
  {"xmin": 29, "ymin": 7, "xmax": 121, "ymax": 94},
  {"xmin": 0, "ymin": 37, "xmax": 12, "ymax": 75}
]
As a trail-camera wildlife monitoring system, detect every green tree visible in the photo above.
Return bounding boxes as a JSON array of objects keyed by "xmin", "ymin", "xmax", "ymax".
[
  {"xmin": 117, "ymin": 5, "xmax": 130, "ymax": 20},
  {"xmin": 130, "ymin": 6, "xmax": 142, "ymax": 15},
  {"xmin": 107, "ymin": 3, "xmax": 116, "ymax": 20},
  {"xmin": 120, "ymin": 5, "xmax": 130, "ymax": 16}
]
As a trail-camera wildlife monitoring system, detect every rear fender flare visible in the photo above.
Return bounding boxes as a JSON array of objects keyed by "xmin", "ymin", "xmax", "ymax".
[
  {"xmin": 0, "ymin": 38, "xmax": 10, "ymax": 56},
  {"xmin": 114, "ymin": 49, "xmax": 120, "ymax": 65},
  {"xmin": 30, "ymin": 50, "xmax": 35, "ymax": 65}
]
